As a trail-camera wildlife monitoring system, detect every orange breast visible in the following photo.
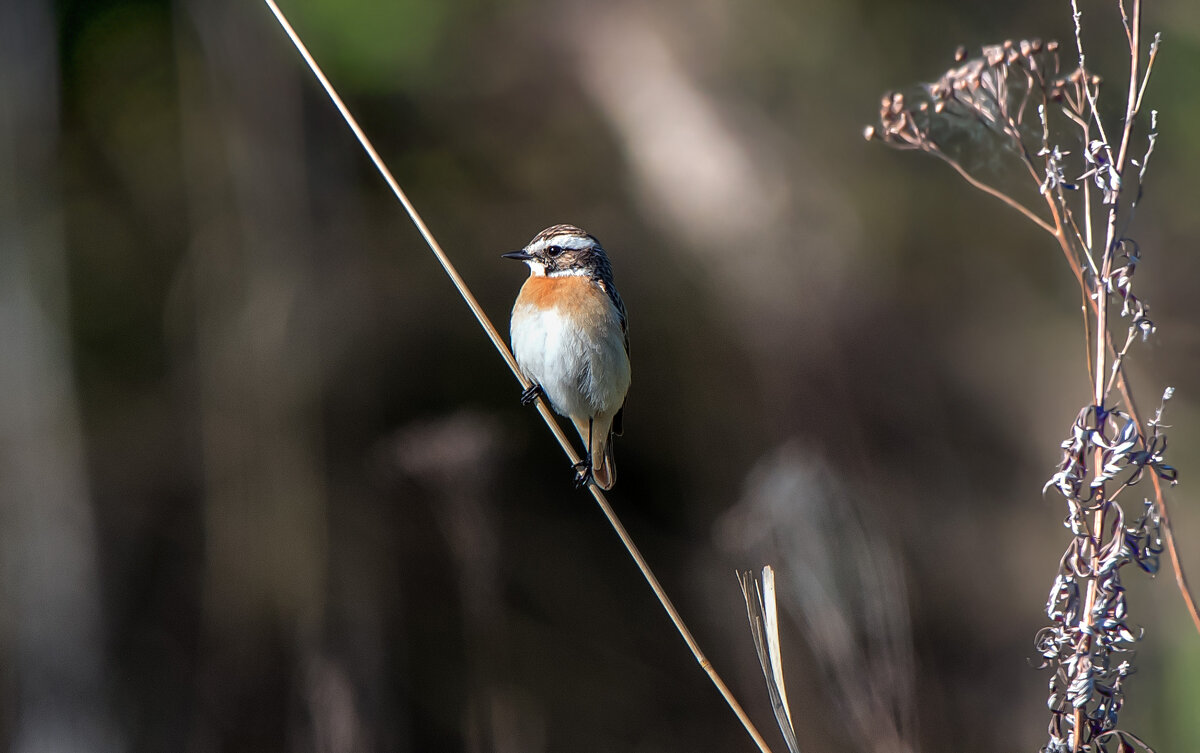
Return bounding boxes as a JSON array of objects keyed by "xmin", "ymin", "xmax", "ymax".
[{"xmin": 516, "ymin": 275, "xmax": 612, "ymax": 322}]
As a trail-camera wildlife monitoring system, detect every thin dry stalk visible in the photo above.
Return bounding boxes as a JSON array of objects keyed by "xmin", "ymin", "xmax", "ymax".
[
  {"xmin": 261, "ymin": 2, "xmax": 774, "ymax": 751},
  {"xmin": 739, "ymin": 567, "xmax": 801, "ymax": 753}
]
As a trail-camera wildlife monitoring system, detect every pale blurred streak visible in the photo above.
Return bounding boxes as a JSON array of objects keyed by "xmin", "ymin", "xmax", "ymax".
[
  {"xmin": 718, "ymin": 443, "xmax": 917, "ymax": 753},
  {"xmin": 306, "ymin": 653, "xmax": 369, "ymax": 753},
  {"xmin": 388, "ymin": 412, "xmax": 547, "ymax": 753},
  {"xmin": 0, "ymin": 1, "xmax": 121, "ymax": 751},
  {"xmin": 177, "ymin": 0, "xmax": 332, "ymax": 744},
  {"xmin": 390, "ymin": 411, "xmax": 502, "ymax": 625},
  {"xmin": 570, "ymin": 2, "xmax": 861, "ymax": 337},
  {"xmin": 574, "ymin": 6, "xmax": 780, "ymax": 250}
]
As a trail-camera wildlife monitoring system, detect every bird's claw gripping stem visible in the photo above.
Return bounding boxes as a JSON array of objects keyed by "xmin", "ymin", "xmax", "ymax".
[
  {"xmin": 572, "ymin": 459, "xmax": 593, "ymax": 488},
  {"xmin": 520, "ymin": 383, "xmax": 545, "ymax": 406}
]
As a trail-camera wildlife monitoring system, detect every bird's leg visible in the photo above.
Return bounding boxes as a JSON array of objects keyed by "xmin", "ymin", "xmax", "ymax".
[
  {"xmin": 572, "ymin": 418, "xmax": 595, "ymax": 488},
  {"xmin": 519, "ymin": 383, "xmax": 545, "ymax": 406},
  {"xmin": 572, "ymin": 458, "xmax": 593, "ymax": 488}
]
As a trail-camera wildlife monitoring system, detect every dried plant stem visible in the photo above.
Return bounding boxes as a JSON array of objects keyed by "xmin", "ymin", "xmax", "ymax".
[
  {"xmin": 1077, "ymin": 0, "xmax": 1199, "ymax": 641},
  {"xmin": 1070, "ymin": 0, "xmax": 1113, "ymax": 149},
  {"xmin": 1094, "ymin": 246, "xmax": 1111, "ymax": 407},
  {"xmin": 1070, "ymin": 297, "xmax": 1200, "ymax": 636},
  {"xmin": 1118, "ymin": 379, "xmax": 1200, "ymax": 634},
  {"xmin": 873, "ymin": 9, "xmax": 1186, "ymax": 749},
  {"xmin": 1115, "ymin": 0, "xmax": 1141, "ymax": 170},
  {"xmin": 880, "ymin": 22, "xmax": 1199, "ymax": 642},
  {"xmin": 1098, "ymin": 0, "xmax": 1198, "ymax": 636},
  {"xmin": 1072, "ymin": 241, "xmax": 1112, "ymax": 753},
  {"xmin": 261, "ymin": 2, "xmax": 774, "ymax": 751},
  {"xmin": 1133, "ymin": 38, "xmax": 1160, "ymax": 117},
  {"xmin": 1073, "ymin": 5, "xmax": 1143, "ymax": 747},
  {"xmin": 931, "ymin": 149, "xmax": 1056, "ymax": 235},
  {"xmin": 1037, "ymin": 75, "xmax": 1200, "ymax": 640}
]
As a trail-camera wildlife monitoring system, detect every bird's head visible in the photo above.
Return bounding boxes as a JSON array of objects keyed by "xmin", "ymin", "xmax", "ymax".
[{"xmin": 503, "ymin": 224, "xmax": 608, "ymax": 278}]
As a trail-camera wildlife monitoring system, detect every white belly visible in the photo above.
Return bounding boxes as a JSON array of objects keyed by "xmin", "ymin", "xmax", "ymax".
[{"xmin": 510, "ymin": 304, "xmax": 630, "ymax": 419}]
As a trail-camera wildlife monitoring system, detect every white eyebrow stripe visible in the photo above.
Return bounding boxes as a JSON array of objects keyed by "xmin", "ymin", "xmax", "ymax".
[{"xmin": 529, "ymin": 234, "xmax": 594, "ymax": 253}]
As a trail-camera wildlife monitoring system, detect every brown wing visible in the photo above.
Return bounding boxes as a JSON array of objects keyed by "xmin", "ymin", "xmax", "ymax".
[
  {"xmin": 590, "ymin": 248, "xmax": 628, "ymax": 438},
  {"xmin": 593, "ymin": 276, "xmax": 627, "ymax": 437}
]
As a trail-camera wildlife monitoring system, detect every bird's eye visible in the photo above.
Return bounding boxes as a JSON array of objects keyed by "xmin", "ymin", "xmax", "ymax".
[{"xmin": 545, "ymin": 246, "xmax": 564, "ymax": 258}]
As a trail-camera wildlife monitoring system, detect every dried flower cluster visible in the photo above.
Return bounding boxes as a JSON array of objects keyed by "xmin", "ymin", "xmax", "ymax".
[
  {"xmin": 867, "ymin": 37, "xmax": 1073, "ymax": 146},
  {"xmin": 862, "ymin": 30, "xmax": 1157, "ymax": 242},
  {"xmin": 868, "ymin": 2, "xmax": 1186, "ymax": 752}
]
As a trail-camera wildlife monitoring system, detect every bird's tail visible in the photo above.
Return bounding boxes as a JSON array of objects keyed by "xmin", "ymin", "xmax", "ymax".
[
  {"xmin": 572, "ymin": 415, "xmax": 618, "ymax": 490},
  {"xmin": 591, "ymin": 435, "xmax": 616, "ymax": 491}
]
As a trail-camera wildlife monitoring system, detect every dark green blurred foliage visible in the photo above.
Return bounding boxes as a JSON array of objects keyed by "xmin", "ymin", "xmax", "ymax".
[
  {"xmin": 291, "ymin": 0, "xmax": 459, "ymax": 91},
  {"xmin": 4, "ymin": 0, "xmax": 1200, "ymax": 751}
]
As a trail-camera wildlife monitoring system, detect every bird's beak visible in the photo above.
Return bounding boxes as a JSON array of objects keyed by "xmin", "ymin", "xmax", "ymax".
[{"xmin": 501, "ymin": 249, "xmax": 533, "ymax": 261}]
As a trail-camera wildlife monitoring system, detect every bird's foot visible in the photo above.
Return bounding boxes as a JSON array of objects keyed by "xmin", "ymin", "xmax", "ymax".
[
  {"xmin": 520, "ymin": 383, "xmax": 545, "ymax": 406},
  {"xmin": 572, "ymin": 459, "xmax": 594, "ymax": 488}
]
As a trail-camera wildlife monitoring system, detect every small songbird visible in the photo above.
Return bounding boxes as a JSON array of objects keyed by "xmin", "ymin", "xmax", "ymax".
[{"xmin": 503, "ymin": 224, "xmax": 631, "ymax": 490}]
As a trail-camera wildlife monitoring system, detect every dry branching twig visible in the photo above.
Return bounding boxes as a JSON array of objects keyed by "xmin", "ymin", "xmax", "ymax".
[{"xmin": 868, "ymin": 1, "xmax": 1186, "ymax": 751}]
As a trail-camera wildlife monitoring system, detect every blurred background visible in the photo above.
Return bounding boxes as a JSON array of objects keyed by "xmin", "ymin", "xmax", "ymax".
[{"xmin": 2, "ymin": 0, "xmax": 1200, "ymax": 751}]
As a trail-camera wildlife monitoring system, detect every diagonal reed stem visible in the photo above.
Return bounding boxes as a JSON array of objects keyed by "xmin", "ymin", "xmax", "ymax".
[{"xmin": 260, "ymin": 2, "xmax": 774, "ymax": 750}]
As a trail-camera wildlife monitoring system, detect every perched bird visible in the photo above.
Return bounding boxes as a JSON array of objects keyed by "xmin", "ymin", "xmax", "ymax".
[{"xmin": 503, "ymin": 224, "xmax": 630, "ymax": 490}]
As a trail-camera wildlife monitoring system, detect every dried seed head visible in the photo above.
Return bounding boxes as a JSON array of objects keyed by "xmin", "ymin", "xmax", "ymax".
[
  {"xmin": 1003, "ymin": 39, "xmax": 1014, "ymax": 50},
  {"xmin": 1091, "ymin": 74, "xmax": 1103, "ymax": 86},
  {"xmin": 1047, "ymin": 39, "xmax": 1059, "ymax": 52},
  {"xmin": 863, "ymin": 125, "xmax": 876, "ymax": 141},
  {"xmin": 1020, "ymin": 39, "xmax": 1033, "ymax": 57},
  {"xmin": 1031, "ymin": 38, "xmax": 1044, "ymax": 53},
  {"xmin": 954, "ymin": 45, "xmax": 967, "ymax": 62}
]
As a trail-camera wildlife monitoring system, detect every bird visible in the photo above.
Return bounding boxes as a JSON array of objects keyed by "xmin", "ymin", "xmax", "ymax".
[{"xmin": 503, "ymin": 224, "xmax": 630, "ymax": 490}]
